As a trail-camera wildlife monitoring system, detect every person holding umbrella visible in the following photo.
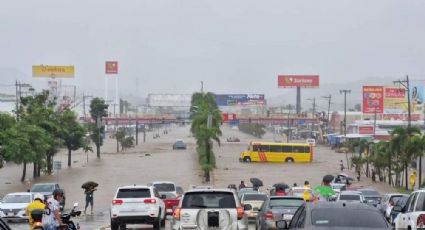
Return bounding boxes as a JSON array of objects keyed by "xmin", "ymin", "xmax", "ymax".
[
  {"xmin": 314, "ymin": 175, "xmax": 336, "ymax": 201},
  {"xmin": 82, "ymin": 181, "xmax": 98, "ymax": 215}
]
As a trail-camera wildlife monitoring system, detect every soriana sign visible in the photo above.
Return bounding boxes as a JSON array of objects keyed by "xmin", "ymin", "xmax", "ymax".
[
  {"xmin": 32, "ymin": 65, "xmax": 74, "ymax": 78},
  {"xmin": 278, "ymin": 75, "xmax": 319, "ymax": 88},
  {"xmin": 362, "ymin": 86, "xmax": 384, "ymax": 114},
  {"xmin": 105, "ymin": 61, "xmax": 118, "ymax": 74}
]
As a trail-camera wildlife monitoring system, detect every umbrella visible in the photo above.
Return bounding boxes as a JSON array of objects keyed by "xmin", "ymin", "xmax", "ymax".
[
  {"xmin": 314, "ymin": 185, "xmax": 335, "ymax": 199},
  {"xmin": 250, "ymin": 178, "xmax": 263, "ymax": 187},
  {"xmin": 273, "ymin": 183, "xmax": 290, "ymax": 190},
  {"xmin": 323, "ymin": 175, "xmax": 334, "ymax": 183},
  {"xmin": 82, "ymin": 181, "xmax": 98, "ymax": 189}
]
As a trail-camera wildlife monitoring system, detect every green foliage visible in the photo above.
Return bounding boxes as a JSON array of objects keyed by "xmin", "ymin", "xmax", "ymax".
[
  {"xmin": 122, "ymin": 136, "xmax": 135, "ymax": 149},
  {"xmin": 89, "ymin": 98, "xmax": 108, "ymax": 158},
  {"xmin": 238, "ymin": 123, "xmax": 266, "ymax": 138},
  {"xmin": 58, "ymin": 109, "xmax": 86, "ymax": 167},
  {"xmin": 190, "ymin": 92, "xmax": 222, "ymax": 182}
]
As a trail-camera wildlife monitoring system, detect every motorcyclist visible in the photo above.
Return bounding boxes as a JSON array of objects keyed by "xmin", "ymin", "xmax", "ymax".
[
  {"xmin": 43, "ymin": 189, "xmax": 64, "ymax": 230},
  {"xmin": 26, "ymin": 193, "xmax": 46, "ymax": 230}
]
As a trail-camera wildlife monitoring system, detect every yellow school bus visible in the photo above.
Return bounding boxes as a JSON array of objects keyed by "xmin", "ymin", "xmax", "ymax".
[{"xmin": 239, "ymin": 141, "xmax": 313, "ymax": 163}]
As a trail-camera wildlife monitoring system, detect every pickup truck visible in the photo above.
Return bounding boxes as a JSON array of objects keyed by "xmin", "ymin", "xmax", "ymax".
[{"xmin": 30, "ymin": 183, "xmax": 66, "ymax": 209}]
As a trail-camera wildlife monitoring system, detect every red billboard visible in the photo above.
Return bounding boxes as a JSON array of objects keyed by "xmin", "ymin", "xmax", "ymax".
[
  {"xmin": 105, "ymin": 61, "xmax": 118, "ymax": 74},
  {"xmin": 278, "ymin": 75, "xmax": 319, "ymax": 88},
  {"xmin": 362, "ymin": 86, "xmax": 384, "ymax": 114},
  {"xmin": 358, "ymin": 126, "xmax": 374, "ymax": 135}
]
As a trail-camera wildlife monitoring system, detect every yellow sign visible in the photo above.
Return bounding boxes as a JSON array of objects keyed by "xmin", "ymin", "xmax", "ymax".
[{"xmin": 32, "ymin": 65, "xmax": 75, "ymax": 78}]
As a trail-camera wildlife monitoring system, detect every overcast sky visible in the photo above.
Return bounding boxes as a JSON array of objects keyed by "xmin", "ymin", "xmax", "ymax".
[{"xmin": 1, "ymin": 0, "xmax": 425, "ymax": 100}]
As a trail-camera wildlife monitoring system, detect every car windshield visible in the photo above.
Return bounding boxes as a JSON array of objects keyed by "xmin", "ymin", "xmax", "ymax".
[
  {"xmin": 154, "ymin": 183, "xmax": 175, "ymax": 192},
  {"xmin": 31, "ymin": 184, "xmax": 54, "ymax": 192},
  {"xmin": 390, "ymin": 195, "xmax": 404, "ymax": 204},
  {"xmin": 311, "ymin": 209, "xmax": 388, "ymax": 228},
  {"xmin": 269, "ymin": 198, "xmax": 304, "ymax": 208},
  {"xmin": 243, "ymin": 194, "xmax": 267, "ymax": 201},
  {"xmin": 117, "ymin": 188, "xmax": 151, "ymax": 198},
  {"xmin": 339, "ymin": 195, "xmax": 360, "ymax": 201},
  {"xmin": 182, "ymin": 192, "xmax": 236, "ymax": 209},
  {"xmin": 360, "ymin": 190, "xmax": 380, "ymax": 196},
  {"xmin": 2, "ymin": 194, "xmax": 31, "ymax": 203}
]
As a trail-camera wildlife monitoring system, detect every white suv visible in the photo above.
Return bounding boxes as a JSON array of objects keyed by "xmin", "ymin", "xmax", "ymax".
[
  {"xmin": 110, "ymin": 185, "xmax": 166, "ymax": 230},
  {"xmin": 171, "ymin": 188, "xmax": 250, "ymax": 230},
  {"xmin": 394, "ymin": 189, "xmax": 425, "ymax": 230}
]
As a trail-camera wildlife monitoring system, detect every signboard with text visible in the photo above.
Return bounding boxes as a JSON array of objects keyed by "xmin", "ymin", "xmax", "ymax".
[
  {"xmin": 383, "ymin": 87, "xmax": 407, "ymax": 114},
  {"xmin": 105, "ymin": 61, "xmax": 118, "ymax": 74},
  {"xmin": 214, "ymin": 94, "xmax": 266, "ymax": 106},
  {"xmin": 277, "ymin": 75, "xmax": 320, "ymax": 88},
  {"xmin": 362, "ymin": 86, "xmax": 384, "ymax": 114},
  {"xmin": 32, "ymin": 65, "xmax": 74, "ymax": 78}
]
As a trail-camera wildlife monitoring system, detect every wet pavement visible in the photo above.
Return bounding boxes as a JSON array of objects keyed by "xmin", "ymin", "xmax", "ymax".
[{"xmin": 0, "ymin": 125, "xmax": 397, "ymax": 229}]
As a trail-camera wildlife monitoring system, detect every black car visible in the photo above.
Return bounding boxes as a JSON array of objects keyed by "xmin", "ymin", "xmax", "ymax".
[
  {"xmin": 358, "ymin": 188, "xmax": 381, "ymax": 207},
  {"xmin": 279, "ymin": 202, "xmax": 391, "ymax": 229}
]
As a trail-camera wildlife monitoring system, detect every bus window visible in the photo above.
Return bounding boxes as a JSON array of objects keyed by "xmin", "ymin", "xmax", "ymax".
[
  {"xmin": 304, "ymin": 146, "xmax": 311, "ymax": 153},
  {"xmin": 282, "ymin": 146, "xmax": 292, "ymax": 153},
  {"xmin": 270, "ymin": 145, "xmax": 282, "ymax": 152},
  {"xmin": 259, "ymin": 145, "xmax": 270, "ymax": 152},
  {"xmin": 253, "ymin": 145, "xmax": 260, "ymax": 151},
  {"xmin": 293, "ymin": 146, "xmax": 305, "ymax": 153}
]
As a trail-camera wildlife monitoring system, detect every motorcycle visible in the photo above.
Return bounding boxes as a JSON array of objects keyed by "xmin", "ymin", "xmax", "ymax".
[
  {"xmin": 59, "ymin": 202, "xmax": 81, "ymax": 230},
  {"xmin": 31, "ymin": 209, "xmax": 48, "ymax": 229}
]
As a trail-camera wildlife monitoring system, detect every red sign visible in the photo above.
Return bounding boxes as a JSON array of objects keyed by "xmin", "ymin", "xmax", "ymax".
[
  {"xmin": 278, "ymin": 75, "xmax": 319, "ymax": 88},
  {"xmin": 105, "ymin": 61, "xmax": 118, "ymax": 74},
  {"xmin": 362, "ymin": 86, "xmax": 384, "ymax": 114},
  {"xmin": 358, "ymin": 126, "xmax": 374, "ymax": 135},
  {"xmin": 385, "ymin": 87, "xmax": 405, "ymax": 98},
  {"xmin": 222, "ymin": 113, "xmax": 236, "ymax": 122}
]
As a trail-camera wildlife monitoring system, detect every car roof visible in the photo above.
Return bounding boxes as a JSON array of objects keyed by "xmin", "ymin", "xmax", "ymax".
[
  {"xmin": 33, "ymin": 183, "xmax": 56, "ymax": 185},
  {"xmin": 152, "ymin": 181, "xmax": 176, "ymax": 185},
  {"xmin": 269, "ymin": 196, "xmax": 304, "ymax": 200},
  {"xmin": 118, "ymin": 185, "xmax": 151, "ymax": 189},
  {"xmin": 187, "ymin": 188, "xmax": 236, "ymax": 193},
  {"xmin": 340, "ymin": 191, "xmax": 362, "ymax": 195},
  {"xmin": 5, "ymin": 192, "xmax": 33, "ymax": 196},
  {"xmin": 308, "ymin": 201, "xmax": 377, "ymax": 210},
  {"xmin": 357, "ymin": 188, "xmax": 378, "ymax": 191}
]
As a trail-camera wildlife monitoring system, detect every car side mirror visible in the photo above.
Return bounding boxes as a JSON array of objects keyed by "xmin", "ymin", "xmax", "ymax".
[
  {"xmin": 161, "ymin": 195, "xmax": 167, "ymax": 199},
  {"xmin": 244, "ymin": 204, "xmax": 252, "ymax": 211},
  {"xmin": 392, "ymin": 205, "xmax": 403, "ymax": 212},
  {"xmin": 276, "ymin": 220, "xmax": 289, "ymax": 229}
]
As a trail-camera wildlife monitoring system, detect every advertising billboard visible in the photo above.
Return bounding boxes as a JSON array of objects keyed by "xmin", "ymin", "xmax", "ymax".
[
  {"xmin": 147, "ymin": 94, "xmax": 192, "ymax": 107},
  {"xmin": 105, "ymin": 61, "xmax": 118, "ymax": 74},
  {"xmin": 32, "ymin": 65, "xmax": 74, "ymax": 78},
  {"xmin": 410, "ymin": 85, "xmax": 424, "ymax": 114},
  {"xmin": 362, "ymin": 86, "xmax": 384, "ymax": 114},
  {"xmin": 383, "ymin": 87, "xmax": 407, "ymax": 114},
  {"xmin": 214, "ymin": 94, "xmax": 266, "ymax": 106},
  {"xmin": 277, "ymin": 75, "xmax": 319, "ymax": 88}
]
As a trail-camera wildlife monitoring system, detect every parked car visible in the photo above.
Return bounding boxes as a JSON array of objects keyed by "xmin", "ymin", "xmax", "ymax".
[
  {"xmin": 289, "ymin": 187, "xmax": 317, "ymax": 202},
  {"xmin": 358, "ymin": 188, "xmax": 381, "ymax": 207},
  {"xmin": 240, "ymin": 193, "xmax": 268, "ymax": 222},
  {"xmin": 172, "ymin": 140, "xmax": 187, "ymax": 150},
  {"xmin": 0, "ymin": 192, "xmax": 34, "ymax": 221},
  {"xmin": 336, "ymin": 191, "xmax": 365, "ymax": 203},
  {"xmin": 150, "ymin": 181, "xmax": 178, "ymax": 197},
  {"xmin": 280, "ymin": 202, "xmax": 390, "ymax": 229},
  {"xmin": 161, "ymin": 193, "xmax": 180, "ymax": 216},
  {"xmin": 227, "ymin": 137, "xmax": 240, "ymax": 142},
  {"xmin": 378, "ymin": 193, "xmax": 407, "ymax": 220},
  {"xmin": 394, "ymin": 189, "xmax": 425, "ymax": 230},
  {"xmin": 256, "ymin": 196, "xmax": 305, "ymax": 230},
  {"xmin": 389, "ymin": 195, "xmax": 409, "ymax": 225},
  {"xmin": 30, "ymin": 183, "xmax": 66, "ymax": 209},
  {"xmin": 110, "ymin": 185, "xmax": 166, "ymax": 230},
  {"xmin": 171, "ymin": 188, "xmax": 251, "ymax": 230}
]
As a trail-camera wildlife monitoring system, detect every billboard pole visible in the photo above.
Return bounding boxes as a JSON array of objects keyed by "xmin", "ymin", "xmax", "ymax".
[{"xmin": 296, "ymin": 87, "xmax": 301, "ymax": 115}]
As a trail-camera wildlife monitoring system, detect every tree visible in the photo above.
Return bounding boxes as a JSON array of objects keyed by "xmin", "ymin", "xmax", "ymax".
[
  {"xmin": 2, "ymin": 122, "xmax": 50, "ymax": 181},
  {"xmin": 89, "ymin": 98, "xmax": 108, "ymax": 158},
  {"xmin": 0, "ymin": 113, "xmax": 16, "ymax": 168},
  {"xmin": 190, "ymin": 92, "xmax": 222, "ymax": 183},
  {"xmin": 113, "ymin": 128, "xmax": 126, "ymax": 151},
  {"xmin": 58, "ymin": 109, "xmax": 86, "ymax": 167}
]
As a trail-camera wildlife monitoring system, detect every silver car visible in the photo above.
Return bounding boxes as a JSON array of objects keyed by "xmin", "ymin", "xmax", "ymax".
[{"xmin": 171, "ymin": 188, "xmax": 250, "ymax": 230}]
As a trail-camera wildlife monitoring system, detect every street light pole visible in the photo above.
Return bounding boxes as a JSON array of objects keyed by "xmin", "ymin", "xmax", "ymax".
[{"xmin": 339, "ymin": 90, "xmax": 351, "ymax": 136}]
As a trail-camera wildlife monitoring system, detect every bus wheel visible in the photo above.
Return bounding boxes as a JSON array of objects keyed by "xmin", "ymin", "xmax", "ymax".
[
  {"xmin": 243, "ymin": 157, "xmax": 251, "ymax": 163},
  {"xmin": 285, "ymin": 158, "xmax": 294, "ymax": 163}
]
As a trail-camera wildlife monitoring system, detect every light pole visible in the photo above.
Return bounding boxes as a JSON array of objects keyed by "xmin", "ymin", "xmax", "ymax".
[{"xmin": 339, "ymin": 90, "xmax": 351, "ymax": 136}]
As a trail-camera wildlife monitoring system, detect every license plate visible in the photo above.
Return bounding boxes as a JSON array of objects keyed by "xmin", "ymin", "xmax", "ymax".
[
  {"xmin": 7, "ymin": 213, "xmax": 14, "ymax": 217},
  {"xmin": 283, "ymin": 214, "xmax": 293, "ymax": 220}
]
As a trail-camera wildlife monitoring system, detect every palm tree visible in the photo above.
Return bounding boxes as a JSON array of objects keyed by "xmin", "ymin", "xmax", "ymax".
[
  {"xmin": 390, "ymin": 127, "xmax": 421, "ymax": 190},
  {"xmin": 190, "ymin": 92, "xmax": 222, "ymax": 183}
]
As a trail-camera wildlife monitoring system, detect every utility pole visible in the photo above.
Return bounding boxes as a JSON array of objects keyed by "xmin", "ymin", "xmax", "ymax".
[
  {"xmin": 82, "ymin": 94, "xmax": 93, "ymax": 118},
  {"xmin": 201, "ymin": 81, "xmax": 204, "ymax": 93},
  {"xmin": 307, "ymin": 98, "xmax": 316, "ymax": 138},
  {"xmin": 287, "ymin": 108, "xmax": 291, "ymax": 143},
  {"xmin": 393, "ymin": 75, "xmax": 412, "ymax": 191},
  {"xmin": 339, "ymin": 90, "xmax": 351, "ymax": 136},
  {"xmin": 322, "ymin": 95, "xmax": 332, "ymax": 130}
]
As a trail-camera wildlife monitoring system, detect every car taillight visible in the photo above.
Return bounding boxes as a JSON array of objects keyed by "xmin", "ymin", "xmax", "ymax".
[
  {"xmin": 173, "ymin": 208, "xmax": 181, "ymax": 220},
  {"xmin": 417, "ymin": 214, "xmax": 425, "ymax": 228},
  {"xmin": 112, "ymin": 199, "xmax": 123, "ymax": 205},
  {"xmin": 237, "ymin": 207, "xmax": 244, "ymax": 220},
  {"xmin": 144, "ymin": 198, "xmax": 157, "ymax": 204},
  {"xmin": 264, "ymin": 211, "xmax": 274, "ymax": 220}
]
